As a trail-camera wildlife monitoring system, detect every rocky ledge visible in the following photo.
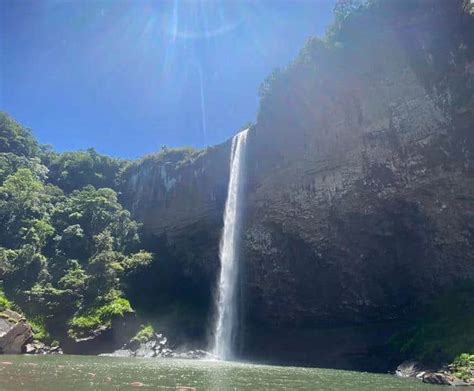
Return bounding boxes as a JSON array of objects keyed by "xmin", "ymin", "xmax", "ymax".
[
  {"xmin": 396, "ymin": 360, "xmax": 474, "ymax": 386},
  {"xmin": 0, "ymin": 309, "xmax": 64, "ymax": 355},
  {"xmin": 0, "ymin": 309, "xmax": 33, "ymax": 354},
  {"xmin": 100, "ymin": 331, "xmax": 214, "ymax": 360},
  {"xmin": 25, "ymin": 341, "xmax": 63, "ymax": 355}
]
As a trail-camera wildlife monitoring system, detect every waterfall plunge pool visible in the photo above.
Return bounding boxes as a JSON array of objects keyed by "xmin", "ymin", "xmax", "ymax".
[{"xmin": 0, "ymin": 355, "xmax": 434, "ymax": 390}]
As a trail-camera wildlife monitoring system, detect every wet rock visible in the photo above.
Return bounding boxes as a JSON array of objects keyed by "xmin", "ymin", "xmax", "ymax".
[
  {"xmin": 421, "ymin": 372, "xmax": 453, "ymax": 385},
  {"xmin": 120, "ymin": 0, "xmax": 474, "ymax": 372},
  {"xmin": 135, "ymin": 341, "xmax": 158, "ymax": 358},
  {"xmin": 396, "ymin": 360, "xmax": 474, "ymax": 386},
  {"xmin": 395, "ymin": 360, "xmax": 426, "ymax": 378},
  {"xmin": 101, "ymin": 330, "xmax": 175, "ymax": 358},
  {"xmin": 62, "ymin": 312, "xmax": 139, "ymax": 355},
  {"xmin": 159, "ymin": 347, "xmax": 174, "ymax": 358},
  {"xmin": 101, "ymin": 328, "xmax": 215, "ymax": 361},
  {"xmin": 25, "ymin": 341, "xmax": 63, "ymax": 355},
  {"xmin": 0, "ymin": 310, "xmax": 33, "ymax": 354}
]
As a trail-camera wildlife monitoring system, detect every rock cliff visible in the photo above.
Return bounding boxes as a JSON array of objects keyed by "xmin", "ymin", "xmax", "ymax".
[
  {"xmin": 121, "ymin": 0, "xmax": 474, "ymax": 370},
  {"xmin": 0, "ymin": 310, "xmax": 33, "ymax": 354}
]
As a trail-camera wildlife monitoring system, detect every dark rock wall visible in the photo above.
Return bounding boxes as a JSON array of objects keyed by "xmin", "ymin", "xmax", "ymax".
[
  {"xmin": 121, "ymin": 144, "xmax": 232, "ymax": 343},
  {"xmin": 121, "ymin": 0, "xmax": 474, "ymax": 370}
]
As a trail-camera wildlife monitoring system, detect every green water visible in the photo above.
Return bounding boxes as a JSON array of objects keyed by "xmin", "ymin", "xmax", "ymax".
[{"xmin": 0, "ymin": 355, "xmax": 434, "ymax": 390}]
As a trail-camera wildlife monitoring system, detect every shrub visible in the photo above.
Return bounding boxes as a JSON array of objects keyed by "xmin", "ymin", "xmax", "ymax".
[
  {"xmin": 0, "ymin": 288, "xmax": 11, "ymax": 311},
  {"xmin": 68, "ymin": 297, "xmax": 133, "ymax": 338},
  {"xmin": 451, "ymin": 353, "xmax": 474, "ymax": 381},
  {"xmin": 132, "ymin": 324, "xmax": 155, "ymax": 343},
  {"xmin": 29, "ymin": 318, "xmax": 51, "ymax": 342}
]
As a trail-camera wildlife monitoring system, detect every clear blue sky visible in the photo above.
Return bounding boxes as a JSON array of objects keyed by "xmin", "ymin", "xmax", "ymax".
[{"xmin": 0, "ymin": 0, "xmax": 335, "ymax": 158}]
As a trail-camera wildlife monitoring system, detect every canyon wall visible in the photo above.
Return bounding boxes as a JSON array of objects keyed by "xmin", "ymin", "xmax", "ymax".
[{"xmin": 121, "ymin": 0, "xmax": 474, "ymax": 370}]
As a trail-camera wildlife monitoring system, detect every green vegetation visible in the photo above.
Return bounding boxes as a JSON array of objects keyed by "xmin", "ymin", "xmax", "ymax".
[
  {"xmin": 69, "ymin": 297, "xmax": 133, "ymax": 338},
  {"xmin": 124, "ymin": 146, "xmax": 198, "ymax": 172},
  {"xmin": 132, "ymin": 324, "xmax": 155, "ymax": 343},
  {"xmin": 450, "ymin": 353, "xmax": 474, "ymax": 382},
  {"xmin": 258, "ymin": 0, "xmax": 469, "ymax": 122},
  {"xmin": 390, "ymin": 284, "xmax": 474, "ymax": 365},
  {"xmin": 0, "ymin": 287, "xmax": 11, "ymax": 311},
  {"xmin": 0, "ymin": 112, "xmax": 39, "ymax": 157},
  {"xmin": 0, "ymin": 112, "xmax": 153, "ymax": 342},
  {"xmin": 29, "ymin": 318, "xmax": 51, "ymax": 342},
  {"xmin": 43, "ymin": 148, "xmax": 127, "ymax": 193}
]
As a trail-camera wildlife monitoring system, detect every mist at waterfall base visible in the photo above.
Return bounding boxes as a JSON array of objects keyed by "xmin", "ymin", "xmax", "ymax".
[{"xmin": 213, "ymin": 129, "xmax": 249, "ymax": 361}]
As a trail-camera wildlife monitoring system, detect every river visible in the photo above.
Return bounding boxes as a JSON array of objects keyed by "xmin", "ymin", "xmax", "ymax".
[{"xmin": 0, "ymin": 355, "xmax": 434, "ymax": 390}]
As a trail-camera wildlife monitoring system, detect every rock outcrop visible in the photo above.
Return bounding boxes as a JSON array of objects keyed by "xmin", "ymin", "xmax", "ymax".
[
  {"xmin": 395, "ymin": 360, "xmax": 474, "ymax": 386},
  {"xmin": 101, "ymin": 331, "xmax": 214, "ymax": 360},
  {"xmin": 0, "ymin": 310, "xmax": 33, "ymax": 354},
  {"xmin": 121, "ymin": 0, "xmax": 474, "ymax": 371},
  {"xmin": 61, "ymin": 312, "xmax": 139, "ymax": 355},
  {"xmin": 25, "ymin": 341, "xmax": 63, "ymax": 355}
]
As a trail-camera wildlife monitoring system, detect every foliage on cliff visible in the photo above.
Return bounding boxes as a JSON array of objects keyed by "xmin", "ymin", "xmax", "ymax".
[
  {"xmin": 389, "ymin": 284, "xmax": 474, "ymax": 365},
  {"xmin": 450, "ymin": 354, "xmax": 474, "ymax": 382},
  {"xmin": 258, "ymin": 0, "xmax": 473, "ymax": 121},
  {"xmin": 43, "ymin": 148, "xmax": 127, "ymax": 193},
  {"xmin": 0, "ymin": 112, "xmax": 152, "ymax": 341}
]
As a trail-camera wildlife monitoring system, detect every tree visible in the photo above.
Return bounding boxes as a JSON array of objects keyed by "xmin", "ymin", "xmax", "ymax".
[
  {"xmin": 0, "ymin": 168, "xmax": 55, "ymax": 249},
  {"xmin": 0, "ymin": 113, "xmax": 153, "ymax": 343},
  {"xmin": 45, "ymin": 149, "xmax": 126, "ymax": 193},
  {"xmin": 0, "ymin": 112, "xmax": 39, "ymax": 157}
]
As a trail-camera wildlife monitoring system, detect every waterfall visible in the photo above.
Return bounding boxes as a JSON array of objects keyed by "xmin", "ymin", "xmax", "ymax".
[{"xmin": 213, "ymin": 128, "xmax": 249, "ymax": 360}]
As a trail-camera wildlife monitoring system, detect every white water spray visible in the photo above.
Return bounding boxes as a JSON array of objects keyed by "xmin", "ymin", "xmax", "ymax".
[{"xmin": 213, "ymin": 128, "xmax": 249, "ymax": 360}]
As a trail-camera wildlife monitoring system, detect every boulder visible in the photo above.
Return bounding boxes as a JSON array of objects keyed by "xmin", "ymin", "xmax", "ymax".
[
  {"xmin": 0, "ymin": 310, "xmax": 33, "ymax": 354},
  {"xmin": 101, "ymin": 329, "xmax": 175, "ymax": 358},
  {"xmin": 421, "ymin": 372, "xmax": 453, "ymax": 385},
  {"xmin": 25, "ymin": 341, "xmax": 63, "ymax": 355},
  {"xmin": 62, "ymin": 311, "xmax": 139, "ymax": 355},
  {"xmin": 395, "ymin": 360, "xmax": 426, "ymax": 378}
]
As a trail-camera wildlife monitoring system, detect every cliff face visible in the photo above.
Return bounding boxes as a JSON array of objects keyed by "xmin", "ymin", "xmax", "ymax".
[
  {"xmin": 121, "ymin": 145, "xmax": 232, "ymax": 342},
  {"xmin": 122, "ymin": 0, "xmax": 474, "ymax": 370}
]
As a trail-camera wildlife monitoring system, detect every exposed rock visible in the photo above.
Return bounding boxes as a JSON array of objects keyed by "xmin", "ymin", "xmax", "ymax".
[
  {"xmin": 100, "ymin": 332, "xmax": 174, "ymax": 358},
  {"xmin": 120, "ymin": 0, "xmax": 474, "ymax": 371},
  {"xmin": 0, "ymin": 310, "xmax": 33, "ymax": 354},
  {"xmin": 395, "ymin": 360, "xmax": 426, "ymax": 378},
  {"xmin": 100, "ymin": 330, "xmax": 215, "ymax": 360},
  {"xmin": 61, "ymin": 312, "xmax": 139, "ymax": 355},
  {"xmin": 395, "ymin": 361, "xmax": 474, "ymax": 386},
  {"xmin": 25, "ymin": 341, "xmax": 63, "ymax": 355},
  {"xmin": 421, "ymin": 372, "xmax": 454, "ymax": 385}
]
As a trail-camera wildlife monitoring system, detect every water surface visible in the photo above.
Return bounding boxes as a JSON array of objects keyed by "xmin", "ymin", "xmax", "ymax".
[{"xmin": 0, "ymin": 355, "xmax": 434, "ymax": 390}]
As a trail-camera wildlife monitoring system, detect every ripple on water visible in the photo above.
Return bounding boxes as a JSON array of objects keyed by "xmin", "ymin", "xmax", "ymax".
[{"xmin": 0, "ymin": 355, "xmax": 435, "ymax": 391}]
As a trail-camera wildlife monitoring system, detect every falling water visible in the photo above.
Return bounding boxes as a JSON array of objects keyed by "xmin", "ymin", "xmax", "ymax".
[{"xmin": 213, "ymin": 128, "xmax": 249, "ymax": 360}]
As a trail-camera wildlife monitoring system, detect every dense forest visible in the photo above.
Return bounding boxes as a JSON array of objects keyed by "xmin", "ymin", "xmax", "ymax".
[{"xmin": 0, "ymin": 112, "xmax": 157, "ymax": 344}]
